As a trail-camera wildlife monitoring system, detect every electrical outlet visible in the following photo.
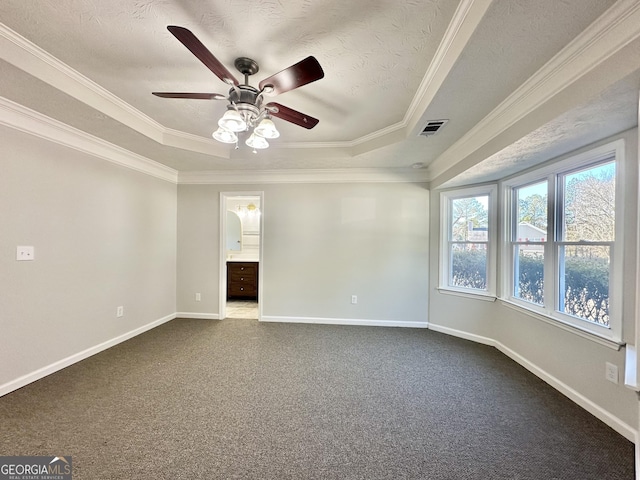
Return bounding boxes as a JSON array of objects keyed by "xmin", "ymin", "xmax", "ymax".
[
  {"xmin": 16, "ymin": 246, "xmax": 35, "ymax": 261},
  {"xmin": 116, "ymin": 306, "xmax": 124, "ymax": 318},
  {"xmin": 351, "ymin": 295, "xmax": 357, "ymax": 305},
  {"xmin": 605, "ymin": 362, "xmax": 618, "ymax": 384},
  {"xmin": 195, "ymin": 293, "xmax": 201, "ymax": 302}
]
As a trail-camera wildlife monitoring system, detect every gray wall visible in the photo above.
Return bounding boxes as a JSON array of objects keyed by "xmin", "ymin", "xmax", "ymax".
[
  {"xmin": 3, "ymin": 113, "xmax": 635, "ymax": 443},
  {"xmin": 177, "ymin": 182, "xmax": 429, "ymax": 324},
  {"xmin": 428, "ymin": 129, "xmax": 639, "ymax": 438},
  {"xmin": 0, "ymin": 125, "xmax": 177, "ymax": 390}
]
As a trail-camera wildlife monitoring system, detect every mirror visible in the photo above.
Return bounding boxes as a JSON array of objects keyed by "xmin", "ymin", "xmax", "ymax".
[{"xmin": 226, "ymin": 210, "xmax": 242, "ymax": 251}]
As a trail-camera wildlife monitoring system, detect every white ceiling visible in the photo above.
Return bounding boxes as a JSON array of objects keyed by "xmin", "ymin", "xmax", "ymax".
[{"xmin": 0, "ymin": 0, "xmax": 638, "ymax": 186}]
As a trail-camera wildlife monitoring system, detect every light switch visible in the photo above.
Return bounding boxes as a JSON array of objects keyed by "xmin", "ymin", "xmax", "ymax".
[{"xmin": 17, "ymin": 246, "xmax": 35, "ymax": 261}]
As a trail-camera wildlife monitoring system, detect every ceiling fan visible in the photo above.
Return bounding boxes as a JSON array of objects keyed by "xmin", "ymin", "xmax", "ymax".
[{"xmin": 153, "ymin": 26, "xmax": 324, "ymax": 150}]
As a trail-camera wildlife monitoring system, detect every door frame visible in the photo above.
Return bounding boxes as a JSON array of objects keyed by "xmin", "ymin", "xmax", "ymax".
[{"xmin": 219, "ymin": 191, "xmax": 264, "ymax": 320}]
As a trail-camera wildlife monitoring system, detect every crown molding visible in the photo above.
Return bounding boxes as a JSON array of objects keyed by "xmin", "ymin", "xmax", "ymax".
[
  {"xmin": 346, "ymin": 0, "xmax": 494, "ymax": 155},
  {"xmin": 0, "ymin": 95, "xmax": 428, "ymax": 185},
  {"xmin": 0, "ymin": 22, "xmax": 165, "ymax": 142},
  {"xmin": 178, "ymin": 168, "xmax": 430, "ymax": 185},
  {"xmin": 0, "ymin": 97, "xmax": 178, "ymax": 183},
  {"xmin": 403, "ymin": 0, "xmax": 494, "ymax": 136},
  {"xmin": 427, "ymin": 0, "xmax": 640, "ymax": 183},
  {"xmin": 0, "ymin": 1, "xmax": 492, "ymax": 159},
  {"xmin": 162, "ymin": 127, "xmax": 230, "ymax": 157}
]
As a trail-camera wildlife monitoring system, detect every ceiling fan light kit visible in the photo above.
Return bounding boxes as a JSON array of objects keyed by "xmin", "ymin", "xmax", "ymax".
[
  {"xmin": 246, "ymin": 133, "xmax": 269, "ymax": 150},
  {"xmin": 212, "ymin": 127, "xmax": 238, "ymax": 144},
  {"xmin": 218, "ymin": 109, "xmax": 247, "ymax": 133},
  {"xmin": 153, "ymin": 25, "xmax": 324, "ymax": 152},
  {"xmin": 253, "ymin": 117, "xmax": 280, "ymax": 139}
]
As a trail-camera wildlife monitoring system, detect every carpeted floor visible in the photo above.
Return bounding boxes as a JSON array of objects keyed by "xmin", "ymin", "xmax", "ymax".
[{"xmin": 0, "ymin": 318, "xmax": 635, "ymax": 479}]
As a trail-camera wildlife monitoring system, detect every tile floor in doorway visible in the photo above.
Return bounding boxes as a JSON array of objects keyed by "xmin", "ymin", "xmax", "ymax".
[{"xmin": 226, "ymin": 300, "xmax": 258, "ymax": 320}]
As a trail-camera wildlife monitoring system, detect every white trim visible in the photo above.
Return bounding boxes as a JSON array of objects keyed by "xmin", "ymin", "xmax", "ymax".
[
  {"xmin": 260, "ymin": 315, "xmax": 429, "ymax": 329},
  {"xmin": 437, "ymin": 288, "xmax": 497, "ymax": 302},
  {"xmin": 353, "ymin": 0, "xmax": 494, "ymax": 151},
  {"xmin": 624, "ymin": 345, "xmax": 638, "ymax": 390},
  {"xmin": 0, "ymin": 313, "xmax": 176, "ymax": 398},
  {"xmin": 0, "ymin": 97, "xmax": 178, "ymax": 183},
  {"xmin": 0, "ymin": 2, "xmax": 491, "ymax": 159},
  {"xmin": 500, "ymin": 139, "xmax": 624, "ymax": 344},
  {"xmin": 439, "ymin": 184, "xmax": 498, "ymax": 296},
  {"xmin": 497, "ymin": 340, "xmax": 637, "ymax": 443},
  {"xmin": 0, "ymin": 96, "xmax": 428, "ymax": 186},
  {"xmin": 220, "ymin": 192, "xmax": 264, "ymax": 322},
  {"xmin": 428, "ymin": 0, "xmax": 640, "ymax": 183},
  {"xmin": 3, "ymin": 1, "xmax": 639, "ymax": 164},
  {"xmin": 404, "ymin": 0, "xmax": 494, "ymax": 137},
  {"xmin": 428, "ymin": 322, "xmax": 637, "ymax": 443},
  {"xmin": 428, "ymin": 323, "xmax": 495, "ymax": 346},
  {"xmin": 175, "ymin": 312, "xmax": 220, "ymax": 320},
  {"xmin": 500, "ymin": 300, "xmax": 623, "ymax": 350},
  {"xmin": 179, "ymin": 168, "xmax": 430, "ymax": 185},
  {"xmin": 0, "ymin": 22, "xmax": 163, "ymax": 141}
]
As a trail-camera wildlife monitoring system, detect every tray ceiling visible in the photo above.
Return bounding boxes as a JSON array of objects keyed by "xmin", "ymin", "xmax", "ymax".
[{"xmin": 0, "ymin": 0, "xmax": 638, "ymax": 185}]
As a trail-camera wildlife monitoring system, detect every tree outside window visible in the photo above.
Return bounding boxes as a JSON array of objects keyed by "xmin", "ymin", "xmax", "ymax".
[
  {"xmin": 441, "ymin": 188, "xmax": 495, "ymax": 296},
  {"xmin": 559, "ymin": 162, "xmax": 615, "ymax": 326},
  {"xmin": 508, "ymin": 158, "xmax": 616, "ymax": 330}
]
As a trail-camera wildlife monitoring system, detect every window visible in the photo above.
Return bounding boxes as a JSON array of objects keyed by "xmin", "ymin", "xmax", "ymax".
[
  {"xmin": 512, "ymin": 180, "xmax": 547, "ymax": 306},
  {"xmin": 503, "ymin": 140, "xmax": 623, "ymax": 342},
  {"xmin": 440, "ymin": 185, "xmax": 497, "ymax": 296}
]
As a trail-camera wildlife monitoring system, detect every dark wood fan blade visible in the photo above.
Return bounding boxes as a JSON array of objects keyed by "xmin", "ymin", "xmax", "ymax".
[
  {"xmin": 167, "ymin": 25, "xmax": 239, "ymax": 86},
  {"xmin": 266, "ymin": 102, "xmax": 319, "ymax": 129},
  {"xmin": 153, "ymin": 92, "xmax": 227, "ymax": 100},
  {"xmin": 259, "ymin": 56, "xmax": 324, "ymax": 95}
]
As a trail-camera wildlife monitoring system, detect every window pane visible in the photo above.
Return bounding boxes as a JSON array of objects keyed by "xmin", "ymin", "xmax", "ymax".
[
  {"xmin": 516, "ymin": 181, "xmax": 547, "ymax": 241},
  {"xmin": 451, "ymin": 243, "xmax": 487, "ymax": 290},
  {"xmin": 514, "ymin": 245, "xmax": 544, "ymax": 305},
  {"xmin": 559, "ymin": 245, "xmax": 610, "ymax": 327},
  {"xmin": 451, "ymin": 196, "xmax": 489, "ymax": 241},
  {"xmin": 562, "ymin": 162, "xmax": 615, "ymax": 242}
]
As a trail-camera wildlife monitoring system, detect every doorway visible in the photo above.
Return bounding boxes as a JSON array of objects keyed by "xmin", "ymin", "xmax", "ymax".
[{"xmin": 220, "ymin": 192, "xmax": 263, "ymax": 320}]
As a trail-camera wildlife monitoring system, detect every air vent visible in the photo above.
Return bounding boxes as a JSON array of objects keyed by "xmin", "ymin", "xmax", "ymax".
[{"xmin": 419, "ymin": 119, "xmax": 448, "ymax": 137}]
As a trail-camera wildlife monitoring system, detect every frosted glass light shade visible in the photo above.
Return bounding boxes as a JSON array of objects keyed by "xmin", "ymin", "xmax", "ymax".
[
  {"xmin": 218, "ymin": 110, "xmax": 247, "ymax": 132},
  {"xmin": 245, "ymin": 133, "xmax": 269, "ymax": 149},
  {"xmin": 254, "ymin": 117, "xmax": 280, "ymax": 139},
  {"xmin": 212, "ymin": 127, "xmax": 237, "ymax": 144}
]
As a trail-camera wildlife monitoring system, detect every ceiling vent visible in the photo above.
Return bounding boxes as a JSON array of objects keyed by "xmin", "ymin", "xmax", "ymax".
[{"xmin": 419, "ymin": 119, "xmax": 448, "ymax": 137}]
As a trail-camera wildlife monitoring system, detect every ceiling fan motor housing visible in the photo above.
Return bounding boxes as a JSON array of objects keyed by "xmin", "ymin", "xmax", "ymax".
[{"xmin": 228, "ymin": 85, "xmax": 261, "ymax": 127}]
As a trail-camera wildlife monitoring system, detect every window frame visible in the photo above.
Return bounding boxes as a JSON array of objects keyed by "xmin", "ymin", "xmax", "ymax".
[
  {"xmin": 501, "ymin": 140, "xmax": 625, "ymax": 343},
  {"xmin": 439, "ymin": 184, "xmax": 497, "ymax": 298}
]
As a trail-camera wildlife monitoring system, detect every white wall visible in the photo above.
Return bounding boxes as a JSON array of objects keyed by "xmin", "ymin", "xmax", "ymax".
[
  {"xmin": 429, "ymin": 129, "xmax": 639, "ymax": 440},
  {"xmin": 177, "ymin": 182, "xmax": 429, "ymax": 326},
  {"xmin": 0, "ymin": 125, "xmax": 177, "ymax": 393}
]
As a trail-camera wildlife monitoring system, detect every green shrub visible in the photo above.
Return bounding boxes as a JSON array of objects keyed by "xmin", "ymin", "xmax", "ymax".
[
  {"xmin": 451, "ymin": 249, "xmax": 487, "ymax": 289},
  {"xmin": 451, "ymin": 250, "xmax": 609, "ymax": 325}
]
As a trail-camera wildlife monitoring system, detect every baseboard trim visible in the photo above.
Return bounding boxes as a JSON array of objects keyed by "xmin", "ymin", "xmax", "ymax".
[
  {"xmin": 261, "ymin": 315, "xmax": 428, "ymax": 329},
  {"xmin": 428, "ymin": 323, "xmax": 495, "ymax": 346},
  {"xmin": 0, "ymin": 313, "xmax": 176, "ymax": 398},
  {"xmin": 428, "ymin": 322, "xmax": 637, "ymax": 443},
  {"xmin": 175, "ymin": 312, "xmax": 220, "ymax": 320}
]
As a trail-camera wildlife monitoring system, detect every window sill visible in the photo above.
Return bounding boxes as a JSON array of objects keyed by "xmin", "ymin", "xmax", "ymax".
[
  {"xmin": 437, "ymin": 288, "xmax": 497, "ymax": 302},
  {"xmin": 499, "ymin": 299, "xmax": 624, "ymax": 351}
]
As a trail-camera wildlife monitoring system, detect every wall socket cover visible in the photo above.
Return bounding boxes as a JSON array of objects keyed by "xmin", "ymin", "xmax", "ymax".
[
  {"xmin": 17, "ymin": 246, "xmax": 35, "ymax": 261},
  {"xmin": 605, "ymin": 362, "xmax": 618, "ymax": 384}
]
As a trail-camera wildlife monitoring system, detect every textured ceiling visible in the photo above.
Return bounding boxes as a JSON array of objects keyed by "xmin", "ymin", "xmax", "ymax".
[{"xmin": 0, "ymin": 0, "xmax": 638, "ymax": 183}]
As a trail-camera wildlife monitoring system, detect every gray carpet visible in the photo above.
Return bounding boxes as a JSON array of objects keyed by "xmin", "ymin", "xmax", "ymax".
[{"xmin": 0, "ymin": 318, "xmax": 634, "ymax": 479}]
